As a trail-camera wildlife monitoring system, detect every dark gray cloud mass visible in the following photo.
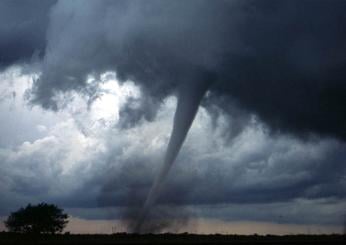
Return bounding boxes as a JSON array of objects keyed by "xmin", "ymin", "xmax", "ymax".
[
  {"xmin": 0, "ymin": 0, "xmax": 56, "ymax": 68},
  {"xmin": 97, "ymin": 137, "xmax": 346, "ymax": 207},
  {"xmin": 32, "ymin": 0, "xmax": 346, "ymax": 141},
  {"xmin": 1, "ymin": 0, "xmax": 345, "ymax": 139}
]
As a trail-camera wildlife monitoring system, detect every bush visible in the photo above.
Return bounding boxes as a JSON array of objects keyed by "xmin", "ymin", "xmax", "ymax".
[{"xmin": 4, "ymin": 203, "xmax": 69, "ymax": 234}]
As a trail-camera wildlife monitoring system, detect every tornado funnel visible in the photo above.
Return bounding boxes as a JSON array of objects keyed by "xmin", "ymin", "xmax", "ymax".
[{"xmin": 134, "ymin": 72, "xmax": 214, "ymax": 232}]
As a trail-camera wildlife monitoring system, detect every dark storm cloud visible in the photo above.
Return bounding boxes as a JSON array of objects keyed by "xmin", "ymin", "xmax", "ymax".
[
  {"xmin": 214, "ymin": 1, "xmax": 346, "ymax": 140},
  {"xmin": 17, "ymin": 0, "xmax": 345, "ymax": 141},
  {"xmin": 118, "ymin": 96, "xmax": 160, "ymax": 128},
  {"xmin": 96, "ymin": 137, "xmax": 346, "ymax": 207},
  {"xmin": 0, "ymin": 0, "xmax": 55, "ymax": 68}
]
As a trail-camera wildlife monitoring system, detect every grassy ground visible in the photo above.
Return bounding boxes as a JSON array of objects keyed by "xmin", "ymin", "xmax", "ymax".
[{"xmin": 0, "ymin": 232, "xmax": 345, "ymax": 244}]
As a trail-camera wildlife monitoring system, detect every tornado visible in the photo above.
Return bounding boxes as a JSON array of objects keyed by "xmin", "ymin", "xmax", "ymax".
[{"xmin": 134, "ymin": 73, "xmax": 214, "ymax": 232}]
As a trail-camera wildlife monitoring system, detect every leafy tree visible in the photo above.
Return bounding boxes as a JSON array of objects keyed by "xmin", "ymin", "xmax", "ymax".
[{"xmin": 4, "ymin": 203, "xmax": 69, "ymax": 234}]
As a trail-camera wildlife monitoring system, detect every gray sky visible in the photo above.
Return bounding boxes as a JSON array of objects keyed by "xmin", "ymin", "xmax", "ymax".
[{"xmin": 0, "ymin": 0, "xmax": 345, "ymax": 234}]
